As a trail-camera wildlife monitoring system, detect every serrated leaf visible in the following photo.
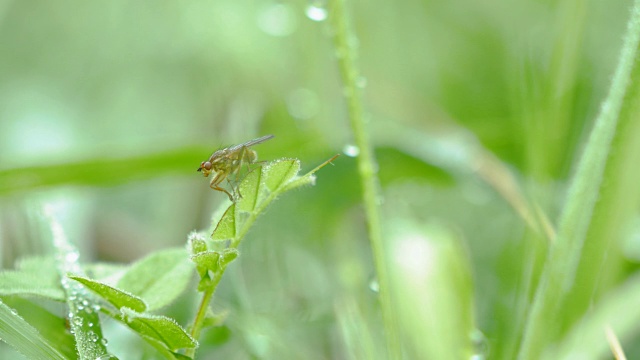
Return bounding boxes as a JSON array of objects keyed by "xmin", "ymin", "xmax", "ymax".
[
  {"xmin": 0, "ymin": 271, "xmax": 65, "ymax": 301},
  {"xmin": 0, "ymin": 300, "xmax": 67, "ymax": 360},
  {"xmin": 218, "ymin": 249, "xmax": 239, "ymax": 268},
  {"xmin": 211, "ymin": 204, "xmax": 236, "ymax": 240},
  {"xmin": 237, "ymin": 167, "xmax": 263, "ymax": 212},
  {"xmin": 120, "ymin": 307, "xmax": 197, "ymax": 351},
  {"xmin": 281, "ymin": 174, "xmax": 317, "ymax": 192},
  {"xmin": 117, "ymin": 248, "xmax": 193, "ymax": 312},
  {"xmin": 69, "ymin": 275, "xmax": 147, "ymax": 312},
  {"xmin": 264, "ymin": 159, "xmax": 300, "ymax": 192},
  {"xmin": 188, "ymin": 237, "xmax": 208, "ymax": 256},
  {"xmin": 0, "ymin": 256, "xmax": 64, "ymax": 301},
  {"xmin": 281, "ymin": 155, "xmax": 339, "ymax": 193},
  {"xmin": 190, "ymin": 251, "xmax": 221, "ymax": 274}
]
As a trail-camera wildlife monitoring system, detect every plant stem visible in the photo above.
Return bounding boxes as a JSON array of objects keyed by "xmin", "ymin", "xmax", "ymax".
[
  {"xmin": 186, "ymin": 273, "xmax": 222, "ymax": 358},
  {"xmin": 327, "ymin": 0, "xmax": 400, "ymax": 358},
  {"xmin": 188, "ymin": 160, "xmax": 336, "ymax": 357},
  {"xmin": 518, "ymin": 2, "xmax": 640, "ymax": 359}
]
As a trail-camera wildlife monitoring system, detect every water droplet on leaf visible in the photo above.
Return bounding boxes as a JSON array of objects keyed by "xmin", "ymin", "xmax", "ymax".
[
  {"xmin": 343, "ymin": 144, "xmax": 360, "ymax": 157},
  {"xmin": 305, "ymin": 4, "xmax": 328, "ymax": 22}
]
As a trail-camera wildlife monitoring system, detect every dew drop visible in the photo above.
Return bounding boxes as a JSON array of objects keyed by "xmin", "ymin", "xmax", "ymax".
[
  {"xmin": 88, "ymin": 331, "xmax": 98, "ymax": 342},
  {"xmin": 88, "ymin": 322, "xmax": 94, "ymax": 328},
  {"xmin": 355, "ymin": 76, "xmax": 367, "ymax": 88},
  {"xmin": 101, "ymin": 338, "xmax": 108, "ymax": 346},
  {"xmin": 72, "ymin": 316, "xmax": 83, "ymax": 326},
  {"xmin": 369, "ymin": 278, "xmax": 380, "ymax": 293},
  {"xmin": 343, "ymin": 144, "xmax": 360, "ymax": 157},
  {"xmin": 305, "ymin": 4, "xmax": 328, "ymax": 22}
]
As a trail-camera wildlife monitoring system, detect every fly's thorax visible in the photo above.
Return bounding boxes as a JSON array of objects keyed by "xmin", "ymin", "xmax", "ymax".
[
  {"xmin": 212, "ymin": 160, "xmax": 233, "ymax": 173},
  {"xmin": 208, "ymin": 149, "xmax": 227, "ymax": 162}
]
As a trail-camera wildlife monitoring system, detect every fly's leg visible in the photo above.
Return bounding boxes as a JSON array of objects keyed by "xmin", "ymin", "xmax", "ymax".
[{"xmin": 209, "ymin": 171, "xmax": 234, "ymax": 201}]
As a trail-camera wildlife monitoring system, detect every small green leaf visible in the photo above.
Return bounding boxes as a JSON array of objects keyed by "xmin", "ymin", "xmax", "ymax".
[
  {"xmin": 190, "ymin": 251, "xmax": 221, "ymax": 274},
  {"xmin": 0, "ymin": 256, "xmax": 64, "ymax": 301},
  {"xmin": 218, "ymin": 249, "xmax": 239, "ymax": 268},
  {"xmin": 202, "ymin": 309, "xmax": 228, "ymax": 328},
  {"xmin": 211, "ymin": 204, "xmax": 236, "ymax": 240},
  {"xmin": 0, "ymin": 300, "xmax": 68, "ymax": 360},
  {"xmin": 120, "ymin": 307, "xmax": 197, "ymax": 351},
  {"xmin": 117, "ymin": 248, "xmax": 193, "ymax": 312},
  {"xmin": 237, "ymin": 167, "xmax": 263, "ymax": 212},
  {"xmin": 187, "ymin": 232, "xmax": 208, "ymax": 255},
  {"xmin": 264, "ymin": 159, "xmax": 300, "ymax": 192},
  {"xmin": 69, "ymin": 275, "xmax": 147, "ymax": 312},
  {"xmin": 281, "ymin": 174, "xmax": 317, "ymax": 192},
  {"xmin": 281, "ymin": 155, "xmax": 339, "ymax": 193}
]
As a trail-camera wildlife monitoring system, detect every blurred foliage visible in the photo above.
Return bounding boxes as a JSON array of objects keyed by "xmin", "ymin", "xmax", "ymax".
[{"xmin": 1, "ymin": 0, "xmax": 639, "ymax": 359}]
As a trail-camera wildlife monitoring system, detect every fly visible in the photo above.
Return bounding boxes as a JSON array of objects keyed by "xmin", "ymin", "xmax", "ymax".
[{"xmin": 197, "ymin": 134, "xmax": 275, "ymax": 201}]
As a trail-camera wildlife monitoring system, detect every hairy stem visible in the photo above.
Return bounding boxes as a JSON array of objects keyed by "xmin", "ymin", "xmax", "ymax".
[{"xmin": 327, "ymin": 0, "xmax": 400, "ymax": 358}]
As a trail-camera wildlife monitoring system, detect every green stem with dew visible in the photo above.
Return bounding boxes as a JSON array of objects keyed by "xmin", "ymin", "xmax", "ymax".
[{"xmin": 327, "ymin": 0, "xmax": 400, "ymax": 358}]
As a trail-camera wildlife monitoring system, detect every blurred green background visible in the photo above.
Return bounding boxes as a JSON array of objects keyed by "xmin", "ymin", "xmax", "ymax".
[{"xmin": 0, "ymin": 0, "xmax": 638, "ymax": 358}]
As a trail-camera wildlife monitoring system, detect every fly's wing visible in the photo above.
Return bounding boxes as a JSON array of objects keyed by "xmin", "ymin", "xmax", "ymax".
[{"xmin": 226, "ymin": 134, "xmax": 275, "ymax": 152}]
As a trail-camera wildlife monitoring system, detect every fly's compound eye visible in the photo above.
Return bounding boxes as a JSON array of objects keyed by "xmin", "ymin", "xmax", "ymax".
[{"xmin": 197, "ymin": 161, "xmax": 212, "ymax": 172}]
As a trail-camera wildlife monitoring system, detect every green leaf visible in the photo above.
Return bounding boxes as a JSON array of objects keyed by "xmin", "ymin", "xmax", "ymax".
[
  {"xmin": 187, "ymin": 232, "xmax": 208, "ymax": 255},
  {"xmin": 546, "ymin": 272, "xmax": 640, "ymax": 360},
  {"xmin": 0, "ymin": 271, "xmax": 65, "ymax": 301},
  {"xmin": 282, "ymin": 155, "xmax": 339, "ymax": 193},
  {"xmin": 0, "ymin": 256, "xmax": 64, "ymax": 301},
  {"xmin": 0, "ymin": 145, "xmax": 209, "ymax": 196},
  {"xmin": 202, "ymin": 309, "xmax": 228, "ymax": 328},
  {"xmin": 120, "ymin": 307, "xmax": 197, "ymax": 351},
  {"xmin": 264, "ymin": 159, "xmax": 300, "ymax": 192},
  {"xmin": 116, "ymin": 248, "xmax": 193, "ymax": 312},
  {"xmin": 236, "ymin": 167, "xmax": 263, "ymax": 212},
  {"xmin": 211, "ymin": 204, "xmax": 236, "ymax": 240},
  {"xmin": 45, "ymin": 208, "xmax": 111, "ymax": 359},
  {"xmin": 387, "ymin": 221, "xmax": 476, "ymax": 359},
  {"xmin": 69, "ymin": 275, "xmax": 147, "ymax": 312},
  {"xmin": 2, "ymin": 297, "xmax": 77, "ymax": 360},
  {"xmin": 218, "ymin": 249, "xmax": 239, "ymax": 268},
  {"xmin": 190, "ymin": 251, "xmax": 221, "ymax": 274},
  {"xmin": 138, "ymin": 335, "xmax": 194, "ymax": 360},
  {"xmin": 0, "ymin": 300, "xmax": 68, "ymax": 360}
]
